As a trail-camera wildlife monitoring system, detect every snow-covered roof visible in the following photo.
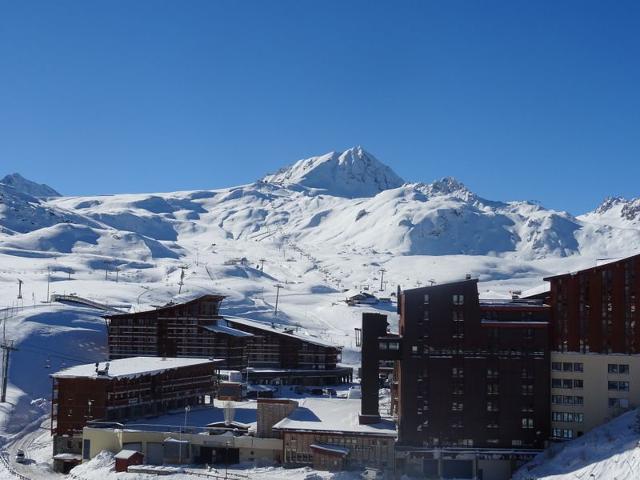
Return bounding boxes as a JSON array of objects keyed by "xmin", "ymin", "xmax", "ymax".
[
  {"xmin": 51, "ymin": 357, "xmax": 220, "ymax": 380},
  {"xmin": 114, "ymin": 449, "xmax": 142, "ymax": 460},
  {"xmin": 202, "ymin": 322, "xmax": 254, "ymax": 338},
  {"xmin": 225, "ymin": 316, "xmax": 340, "ymax": 349},
  {"xmin": 273, "ymin": 398, "xmax": 396, "ymax": 436},
  {"xmin": 123, "ymin": 400, "xmax": 259, "ymax": 429}
]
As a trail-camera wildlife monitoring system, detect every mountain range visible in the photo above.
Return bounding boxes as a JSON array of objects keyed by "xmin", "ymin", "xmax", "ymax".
[{"xmin": 1, "ymin": 146, "xmax": 639, "ymax": 265}]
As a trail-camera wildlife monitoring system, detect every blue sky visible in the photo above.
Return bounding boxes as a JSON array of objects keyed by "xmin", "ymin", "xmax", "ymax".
[{"xmin": 1, "ymin": 1, "xmax": 638, "ymax": 213}]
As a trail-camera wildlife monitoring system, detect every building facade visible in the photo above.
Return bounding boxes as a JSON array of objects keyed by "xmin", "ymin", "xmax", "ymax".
[
  {"xmin": 545, "ymin": 254, "xmax": 640, "ymax": 440},
  {"xmin": 273, "ymin": 398, "xmax": 396, "ymax": 471},
  {"xmin": 51, "ymin": 357, "xmax": 219, "ymax": 465},
  {"xmin": 359, "ymin": 279, "xmax": 550, "ymax": 479},
  {"xmin": 106, "ymin": 295, "xmax": 351, "ymax": 384}
]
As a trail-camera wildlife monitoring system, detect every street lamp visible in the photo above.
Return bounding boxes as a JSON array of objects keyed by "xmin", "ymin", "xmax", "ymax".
[
  {"xmin": 179, "ymin": 405, "xmax": 190, "ymax": 464},
  {"xmin": 225, "ymin": 440, "xmax": 231, "ymax": 479}
]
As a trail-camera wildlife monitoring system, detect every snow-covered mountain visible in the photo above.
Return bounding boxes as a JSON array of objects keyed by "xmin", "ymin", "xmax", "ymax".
[
  {"xmin": 1, "ymin": 173, "xmax": 60, "ymax": 197},
  {"xmin": 1, "ymin": 146, "xmax": 639, "ymax": 265},
  {"xmin": 262, "ymin": 146, "xmax": 405, "ymax": 198}
]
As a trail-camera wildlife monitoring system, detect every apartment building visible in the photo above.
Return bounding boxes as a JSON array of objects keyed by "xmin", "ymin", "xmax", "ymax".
[
  {"xmin": 106, "ymin": 295, "xmax": 352, "ymax": 384},
  {"xmin": 545, "ymin": 253, "xmax": 640, "ymax": 440},
  {"xmin": 359, "ymin": 278, "xmax": 550, "ymax": 479}
]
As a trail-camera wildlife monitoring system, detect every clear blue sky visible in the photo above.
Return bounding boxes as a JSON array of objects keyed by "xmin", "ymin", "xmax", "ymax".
[{"xmin": 1, "ymin": 1, "xmax": 638, "ymax": 213}]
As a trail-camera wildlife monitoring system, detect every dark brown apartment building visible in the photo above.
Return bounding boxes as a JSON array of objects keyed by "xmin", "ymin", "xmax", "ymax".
[
  {"xmin": 106, "ymin": 295, "xmax": 351, "ymax": 385},
  {"xmin": 359, "ymin": 278, "xmax": 550, "ymax": 479},
  {"xmin": 544, "ymin": 254, "xmax": 640, "ymax": 440},
  {"xmin": 51, "ymin": 357, "xmax": 219, "ymax": 468}
]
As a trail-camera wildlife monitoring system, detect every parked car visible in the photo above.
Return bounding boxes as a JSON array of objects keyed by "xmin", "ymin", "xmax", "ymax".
[
  {"xmin": 15, "ymin": 449, "xmax": 26, "ymax": 464},
  {"xmin": 325, "ymin": 388, "xmax": 337, "ymax": 397}
]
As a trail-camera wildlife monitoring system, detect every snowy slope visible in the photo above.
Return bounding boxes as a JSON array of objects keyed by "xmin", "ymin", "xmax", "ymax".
[{"xmin": 514, "ymin": 408, "xmax": 640, "ymax": 480}]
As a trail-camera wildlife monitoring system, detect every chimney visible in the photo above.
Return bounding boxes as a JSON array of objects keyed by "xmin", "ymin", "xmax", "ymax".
[{"xmin": 465, "ymin": 273, "xmax": 471, "ymax": 280}]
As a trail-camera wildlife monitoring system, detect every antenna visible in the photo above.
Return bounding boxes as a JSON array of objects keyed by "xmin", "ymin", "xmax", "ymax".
[{"xmin": 17, "ymin": 280, "xmax": 23, "ymax": 300}]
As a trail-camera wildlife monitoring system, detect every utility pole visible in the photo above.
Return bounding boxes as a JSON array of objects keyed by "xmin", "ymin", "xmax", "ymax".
[
  {"xmin": 46, "ymin": 267, "xmax": 51, "ymax": 303},
  {"xmin": 379, "ymin": 268, "xmax": 386, "ymax": 292},
  {"xmin": 274, "ymin": 284, "xmax": 283, "ymax": 316},
  {"xmin": 0, "ymin": 340, "xmax": 17, "ymax": 403},
  {"xmin": 104, "ymin": 261, "xmax": 110, "ymax": 280},
  {"xmin": 259, "ymin": 259, "xmax": 266, "ymax": 272},
  {"xmin": 17, "ymin": 280, "xmax": 23, "ymax": 300},
  {"xmin": 178, "ymin": 265, "xmax": 189, "ymax": 294}
]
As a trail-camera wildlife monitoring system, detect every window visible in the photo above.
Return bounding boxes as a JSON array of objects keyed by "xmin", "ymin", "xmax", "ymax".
[
  {"xmin": 562, "ymin": 379, "xmax": 573, "ymax": 389},
  {"xmin": 573, "ymin": 362, "xmax": 583, "ymax": 372},
  {"xmin": 551, "ymin": 379, "xmax": 562, "ymax": 388},
  {"xmin": 461, "ymin": 439, "xmax": 473, "ymax": 447},
  {"xmin": 487, "ymin": 368, "xmax": 499, "ymax": 379},
  {"xmin": 552, "ymin": 428, "xmax": 574, "ymax": 439},
  {"xmin": 609, "ymin": 364, "xmax": 630, "ymax": 374},
  {"xmin": 411, "ymin": 345, "xmax": 419, "ymax": 354},
  {"xmin": 521, "ymin": 418, "xmax": 534, "ymax": 429},
  {"xmin": 487, "ymin": 401, "xmax": 499, "ymax": 412},
  {"xmin": 452, "ymin": 367, "xmax": 464, "ymax": 378},
  {"xmin": 452, "ymin": 402, "xmax": 464, "ymax": 411},
  {"xmin": 552, "ymin": 362, "xmax": 562, "ymax": 372},
  {"xmin": 573, "ymin": 379, "xmax": 584, "ymax": 389},
  {"xmin": 453, "ymin": 310, "xmax": 464, "ymax": 322},
  {"xmin": 608, "ymin": 381, "xmax": 630, "ymax": 391},
  {"xmin": 453, "ymin": 294, "xmax": 465, "ymax": 305},
  {"xmin": 423, "ymin": 310, "xmax": 430, "ymax": 321},
  {"xmin": 563, "ymin": 363, "xmax": 573, "ymax": 372},
  {"xmin": 522, "ymin": 384, "xmax": 534, "ymax": 395},
  {"xmin": 512, "ymin": 440, "xmax": 523, "ymax": 446},
  {"xmin": 552, "ymin": 412, "xmax": 584, "ymax": 423},
  {"xmin": 609, "ymin": 398, "xmax": 630, "ymax": 409},
  {"xmin": 424, "ymin": 294, "xmax": 430, "ymax": 304},
  {"xmin": 487, "ymin": 383, "xmax": 499, "ymax": 395}
]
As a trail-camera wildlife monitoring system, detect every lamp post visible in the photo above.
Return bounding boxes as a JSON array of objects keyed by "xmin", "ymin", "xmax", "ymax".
[
  {"xmin": 225, "ymin": 440, "xmax": 230, "ymax": 479},
  {"xmin": 178, "ymin": 405, "xmax": 190, "ymax": 464}
]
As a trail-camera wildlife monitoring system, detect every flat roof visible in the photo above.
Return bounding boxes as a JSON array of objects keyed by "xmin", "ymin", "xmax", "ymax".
[
  {"xmin": 273, "ymin": 398, "xmax": 396, "ymax": 436},
  {"xmin": 122, "ymin": 399, "xmax": 259, "ymax": 429},
  {"xmin": 52, "ymin": 357, "xmax": 221, "ymax": 380},
  {"xmin": 543, "ymin": 254, "xmax": 640, "ymax": 281}
]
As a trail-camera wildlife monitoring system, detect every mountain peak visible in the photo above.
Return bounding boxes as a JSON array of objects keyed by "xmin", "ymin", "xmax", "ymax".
[
  {"xmin": 262, "ymin": 147, "xmax": 405, "ymax": 198},
  {"xmin": 1, "ymin": 173, "xmax": 61, "ymax": 197},
  {"xmin": 414, "ymin": 176, "xmax": 476, "ymax": 202},
  {"xmin": 593, "ymin": 196, "xmax": 640, "ymax": 222}
]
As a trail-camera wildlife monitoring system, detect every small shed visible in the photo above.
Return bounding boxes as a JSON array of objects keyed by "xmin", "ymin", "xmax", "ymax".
[{"xmin": 114, "ymin": 449, "xmax": 144, "ymax": 472}]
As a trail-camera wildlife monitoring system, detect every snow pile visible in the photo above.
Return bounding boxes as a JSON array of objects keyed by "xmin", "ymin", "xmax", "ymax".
[
  {"xmin": 514, "ymin": 408, "xmax": 640, "ymax": 480},
  {"xmin": 262, "ymin": 146, "xmax": 405, "ymax": 198}
]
